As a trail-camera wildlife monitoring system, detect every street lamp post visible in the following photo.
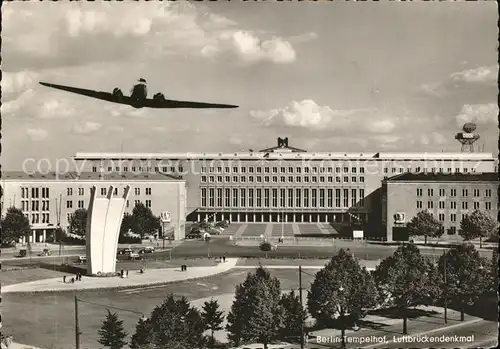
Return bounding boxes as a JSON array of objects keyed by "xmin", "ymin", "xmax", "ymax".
[
  {"xmin": 443, "ymin": 250, "xmax": 448, "ymax": 324},
  {"xmin": 339, "ymin": 286, "xmax": 346, "ymax": 349},
  {"xmin": 75, "ymin": 296, "xmax": 81, "ymax": 349},
  {"xmin": 299, "ymin": 265, "xmax": 304, "ymax": 349},
  {"xmin": 74, "ymin": 296, "xmax": 147, "ymax": 349}
]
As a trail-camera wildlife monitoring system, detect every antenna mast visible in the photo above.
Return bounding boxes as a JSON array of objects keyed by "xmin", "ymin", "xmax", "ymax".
[{"xmin": 455, "ymin": 123, "xmax": 480, "ymax": 152}]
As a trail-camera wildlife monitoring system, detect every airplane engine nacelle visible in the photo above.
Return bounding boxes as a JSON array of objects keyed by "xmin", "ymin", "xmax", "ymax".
[
  {"xmin": 113, "ymin": 88, "xmax": 123, "ymax": 101},
  {"xmin": 153, "ymin": 93, "xmax": 165, "ymax": 101}
]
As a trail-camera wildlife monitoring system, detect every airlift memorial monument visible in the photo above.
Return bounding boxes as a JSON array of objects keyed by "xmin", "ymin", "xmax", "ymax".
[{"xmin": 85, "ymin": 185, "xmax": 131, "ymax": 275}]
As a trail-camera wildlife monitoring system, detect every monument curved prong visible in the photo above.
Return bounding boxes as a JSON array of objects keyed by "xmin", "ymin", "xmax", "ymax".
[{"xmin": 85, "ymin": 185, "xmax": 131, "ymax": 275}]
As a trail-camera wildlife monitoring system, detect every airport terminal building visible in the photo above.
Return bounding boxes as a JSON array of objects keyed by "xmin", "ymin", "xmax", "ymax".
[
  {"xmin": 1, "ymin": 138, "xmax": 496, "ymax": 242},
  {"xmin": 71, "ymin": 137, "xmax": 495, "ymax": 239},
  {"xmin": 383, "ymin": 172, "xmax": 498, "ymax": 241},
  {"xmin": 0, "ymin": 172, "xmax": 187, "ymax": 242}
]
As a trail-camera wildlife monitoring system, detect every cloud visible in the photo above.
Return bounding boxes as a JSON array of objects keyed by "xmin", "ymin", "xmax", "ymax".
[
  {"xmin": 250, "ymin": 99, "xmax": 391, "ymax": 133},
  {"xmin": 72, "ymin": 121, "xmax": 101, "ymax": 134},
  {"xmin": 26, "ymin": 128, "xmax": 48, "ymax": 141},
  {"xmin": 450, "ymin": 65, "xmax": 498, "ymax": 83},
  {"xmin": 3, "ymin": 2, "xmax": 302, "ymax": 70},
  {"xmin": 1, "ymin": 70, "xmax": 39, "ymax": 95},
  {"xmin": 455, "ymin": 103, "xmax": 498, "ymax": 126},
  {"xmin": 203, "ymin": 30, "xmax": 296, "ymax": 64},
  {"xmin": 419, "ymin": 65, "xmax": 498, "ymax": 99}
]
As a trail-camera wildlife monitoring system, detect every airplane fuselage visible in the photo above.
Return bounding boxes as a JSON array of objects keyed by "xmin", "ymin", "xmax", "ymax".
[{"xmin": 130, "ymin": 83, "xmax": 148, "ymax": 108}]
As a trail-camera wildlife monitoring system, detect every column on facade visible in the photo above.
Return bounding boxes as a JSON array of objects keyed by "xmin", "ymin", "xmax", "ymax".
[
  {"xmin": 42, "ymin": 229, "xmax": 47, "ymax": 243},
  {"xmin": 244, "ymin": 213, "xmax": 248, "ymax": 223},
  {"xmin": 197, "ymin": 213, "xmax": 200, "ymax": 222},
  {"xmin": 31, "ymin": 231, "xmax": 36, "ymax": 243}
]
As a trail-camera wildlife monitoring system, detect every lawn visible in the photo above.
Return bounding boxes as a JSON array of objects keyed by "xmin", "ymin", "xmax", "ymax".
[
  {"xmin": 1, "ymin": 268, "xmax": 317, "ymax": 349},
  {"xmin": 0, "ymin": 268, "xmax": 67, "ymax": 286}
]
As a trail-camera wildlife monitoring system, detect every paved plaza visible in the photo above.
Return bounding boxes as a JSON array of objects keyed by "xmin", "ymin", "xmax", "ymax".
[{"xmin": 2, "ymin": 258, "xmax": 238, "ymax": 293}]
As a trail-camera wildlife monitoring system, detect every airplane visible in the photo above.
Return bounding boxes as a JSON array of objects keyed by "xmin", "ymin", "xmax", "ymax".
[{"xmin": 39, "ymin": 78, "xmax": 239, "ymax": 109}]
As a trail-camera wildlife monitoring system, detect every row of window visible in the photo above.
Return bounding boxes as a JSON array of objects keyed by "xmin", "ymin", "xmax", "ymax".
[
  {"xmin": 200, "ymin": 188, "xmax": 365, "ymax": 209},
  {"xmin": 20, "ymin": 187, "xmax": 49, "ymax": 199},
  {"xmin": 434, "ymin": 213, "xmax": 477, "ymax": 223},
  {"xmin": 65, "ymin": 187, "xmax": 152, "ymax": 196},
  {"xmin": 201, "ymin": 166, "xmax": 367, "ymax": 175},
  {"xmin": 201, "ymin": 175, "xmax": 365, "ymax": 184},
  {"xmin": 21, "ymin": 200, "xmax": 50, "ymax": 212},
  {"xmin": 416, "ymin": 201, "xmax": 493, "ymax": 210},
  {"xmin": 417, "ymin": 188, "xmax": 493, "ymax": 197},
  {"xmin": 96, "ymin": 166, "xmax": 183, "ymax": 173},
  {"xmin": 66, "ymin": 199, "xmax": 152, "ymax": 210},
  {"xmin": 25, "ymin": 213, "xmax": 50, "ymax": 224}
]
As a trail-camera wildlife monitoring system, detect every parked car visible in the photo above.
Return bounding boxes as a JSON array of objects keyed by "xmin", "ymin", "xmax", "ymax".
[
  {"xmin": 139, "ymin": 247, "xmax": 155, "ymax": 254},
  {"xmin": 216, "ymin": 220, "xmax": 230, "ymax": 228},
  {"xmin": 18, "ymin": 249, "xmax": 27, "ymax": 258},
  {"xmin": 118, "ymin": 248, "xmax": 133, "ymax": 255},
  {"xmin": 128, "ymin": 252, "xmax": 141, "ymax": 260},
  {"xmin": 186, "ymin": 232, "xmax": 202, "ymax": 239},
  {"xmin": 77, "ymin": 256, "xmax": 87, "ymax": 264},
  {"xmin": 210, "ymin": 226, "xmax": 223, "ymax": 235},
  {"xmin": 38, "ymin": 248, "xmax": 52, "ymax": 256},
  {"xmin": 190, "ymin": 227, "xmax": 204, "ymax": 234}
]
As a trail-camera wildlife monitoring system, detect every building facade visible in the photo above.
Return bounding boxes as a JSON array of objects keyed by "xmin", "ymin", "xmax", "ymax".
[
  {"xmin": 383, "ymin": 173, "xmax": 498, "ymax": 241},
  {"xmin": 0, "ymin": 172, "xmax": 187, "ymax": 242},
  {"xmin": 72, "ymin": 138, "xmax": 495, "ymax": 238}
]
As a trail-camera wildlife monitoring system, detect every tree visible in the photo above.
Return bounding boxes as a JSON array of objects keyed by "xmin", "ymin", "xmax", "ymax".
[
  {"xmin": 407, "ymin": 210, "xmax": 444, "ymax": 245},
  {"xmin": 437, "ymin": 243, "xmax": 489, "ymax": 321},
  {"xmin": 279, "ymin": 290, "xmax": 307, "ymax": 342},
  {"xmin": 69, "ymin": 208, "xmax": 88, "ymax": 237},
  {"xmin": 201, "ymin": 298, "xmax": 225, "ymax": 347},
  {"xmin": 1, "ymin": 207, "xmax": 31, "ymax": 245},
  {"xmin": 374, "ymin": 243, "xmax": 441, "ymax": 334},
  {"xmin": 130, "ymin": 202, "xmax": 161, "ymax": 239},
  {"xmin": 97, "ymin": 310, "xmax": 128, "ymax": 349},
  {"xmin": 119, "ymin": 212, "xmax": 135, "ymax": 242},
  {"xmin": 227, "ymin": 266, "xmax": 283, "ymax": 349},
  {"xmin": 459, "ymin": 210, "xmax": 498, "ymax": 248},
  {"xmin": 135, "ymin": 294, "xmax": 205, "ymax": 349},
  {"xmin": 487, "ymin": 248, "xmax": 498, "ymax": 293},
  {"xmin": 129, "ymin": 317, "xmax": 151, "ymax": 349},
  {"xmin": 308, "ymin": 249, "xmax": 378, "ymax": 328}
]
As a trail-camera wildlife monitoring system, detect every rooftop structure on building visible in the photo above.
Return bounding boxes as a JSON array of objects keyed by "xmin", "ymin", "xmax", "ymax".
[
  {"xmin": 386, "ymin": 172, "xmax": 499, "ymax": 182},
  {"xmin": 74, "ymin": 137, "xmax": 494, "ymax": 161}
]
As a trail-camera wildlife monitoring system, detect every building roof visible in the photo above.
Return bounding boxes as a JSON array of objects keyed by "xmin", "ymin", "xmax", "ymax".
[
  {"xmin": 0, "ymin": 171, "xmax": 183, "ymax": 182},
  {"xmin": 72, "ymin": 137, "xmax": 495, "ymax": 161},
  {"xmin": 385, "ymin": 172, "xmax": 499, "ymax": 182},
  {"xmin": 73, "ymin": 151, "xmax": 495, "ymax": 161}
]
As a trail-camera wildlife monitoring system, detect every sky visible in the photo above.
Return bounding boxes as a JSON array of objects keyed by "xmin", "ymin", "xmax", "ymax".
[{"xmin": 1, "ymin": 1, "xmax": 498, "ymax": 170}]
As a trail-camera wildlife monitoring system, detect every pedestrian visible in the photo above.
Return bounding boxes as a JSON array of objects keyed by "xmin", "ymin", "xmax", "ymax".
[
  {"xmin": 63, "ymin": 275, "xmax": 66, "ymax": 283},
  {"xmin": 126, "ymin": 269, "xmax": 129, "ymax": 277},
  {"xmin": 71, "ymin": 277, "xmax": 75, "ymax": 284},
  {"xmin": 223, "ymin": 255, "xmax": 226, "ymax": 263}
]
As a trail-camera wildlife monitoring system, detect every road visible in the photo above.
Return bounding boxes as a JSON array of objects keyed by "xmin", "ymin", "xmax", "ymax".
[
  {"xmin": 379, "ymin": 319, "xmax": 498, "ymax": 348},
  {"xmin": 1, "ymin": 239, "xmax": 492, "ymax": 266},
  {"xmin": 2, "ymin": 268, "xmax": 318, "ymax": 349}
]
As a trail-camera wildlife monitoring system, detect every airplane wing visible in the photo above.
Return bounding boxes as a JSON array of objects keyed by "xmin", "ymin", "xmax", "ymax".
[
  {"xmin": 143, "ymin": 98, "xmax": 238, "ymax": 109},
  {"xmin": 39, "ymin": 82, "xmax": 132, "ymax": 105}
]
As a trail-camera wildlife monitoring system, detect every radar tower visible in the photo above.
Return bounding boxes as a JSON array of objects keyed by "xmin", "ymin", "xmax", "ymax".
[{"xmin": 455, "ymin": 123, "xmax": 480, "ymax": 152}]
